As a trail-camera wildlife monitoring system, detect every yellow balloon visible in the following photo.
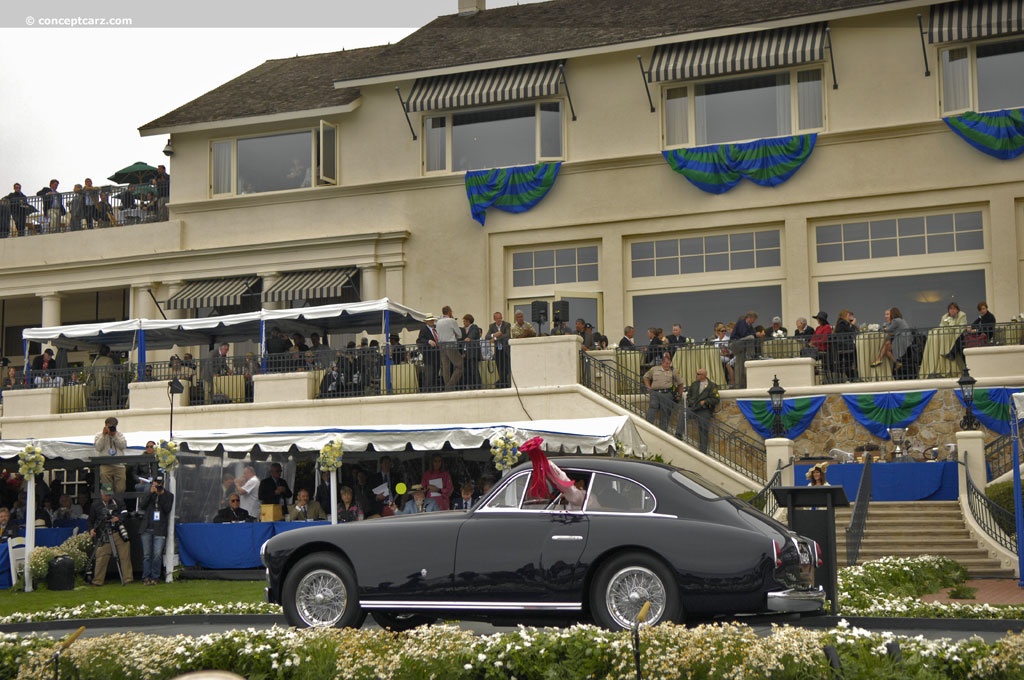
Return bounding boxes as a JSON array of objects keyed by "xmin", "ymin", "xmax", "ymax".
[{"xmin": 395, "ymin": 482, "xmax": 407, "ymax": 496}]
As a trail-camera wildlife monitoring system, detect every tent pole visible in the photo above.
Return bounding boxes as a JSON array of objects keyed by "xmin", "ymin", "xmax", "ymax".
[
  {"xmin": 384, "ymin": 310, "xmax": 392, "ymax": 394},
  {"xmin": 25, "ymin": 476, "xmax": 35, "ymax": 591},
  {"xmin": 259, "ymin": 317, "xmax": 268, "ymax": 374},
  {"xmin": 136, "ymin": 328, "xmax": 147, "ymax": 383}
]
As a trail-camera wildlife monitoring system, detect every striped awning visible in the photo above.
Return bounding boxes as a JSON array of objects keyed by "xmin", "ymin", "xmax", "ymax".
[
  {"xmin": 929, "ymin": 0, "xmax": 1024, "ymax": 43},
  {"xmin": 165, "ymin": 277, "xmax": 259, "ymax": 311},
  {"xmin": 405, "ymin": 60, "xmax": 563, "ymax": 112},
  {"xmin": 649, "ymin": 23, "xmax": 827, "ymax": 82},
  {"xmin": 262, "ymin": 267, "xmax": 357, "ymax": 303}
]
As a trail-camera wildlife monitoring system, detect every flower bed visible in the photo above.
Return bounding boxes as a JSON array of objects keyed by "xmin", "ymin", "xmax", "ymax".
[
  {"xmin": 2, "ymin": 555, "xmax": 1023, "ymax": 678},
  {"xmin": 2, "ymin": 623, "xmax": 1023, "ymax": 680}
]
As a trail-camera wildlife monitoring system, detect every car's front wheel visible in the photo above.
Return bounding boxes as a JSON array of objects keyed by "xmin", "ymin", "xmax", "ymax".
[
  {"xmin": 590, "ymin": 552, "xmax": 681, "ymax": 630},
  {"xmin": 282, "ymin": 553, "xmax": 363, "ymax": 628},
  {"xmin": 370, "ymin": 612, "xmax": 438, "ymax": 631}
]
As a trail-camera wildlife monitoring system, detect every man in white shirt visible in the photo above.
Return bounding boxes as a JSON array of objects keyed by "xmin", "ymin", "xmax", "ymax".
[
  {"xmin": 436, "ymin": 305, "xmax": 463, "ymax": 391},
  {"xmin": 235, "ymin": 465, "xmax": 261, "ymax": 518}
]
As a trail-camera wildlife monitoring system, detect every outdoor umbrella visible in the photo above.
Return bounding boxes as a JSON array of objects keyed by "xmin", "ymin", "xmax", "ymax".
[{"xmin": 108, "ymin": 162, "xmax": 158, "ymax": 185}]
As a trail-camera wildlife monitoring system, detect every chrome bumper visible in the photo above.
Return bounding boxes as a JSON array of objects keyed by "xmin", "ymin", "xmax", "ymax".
[{"xmin": 767, "ymin": 587, "xmax": 826, "ymax": 613}]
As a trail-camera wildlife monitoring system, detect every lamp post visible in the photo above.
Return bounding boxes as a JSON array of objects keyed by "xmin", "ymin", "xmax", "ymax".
[
  {"xmin": 768, "ymin": 375, "xmax": 786, "ymax": 438},
  {"xmin": 168, "ymin": 378, "xmax": 184, "ymax": 439},
  {"xmin": 957, "ymin": 367, "xmax": 978, "ymax": 431}
]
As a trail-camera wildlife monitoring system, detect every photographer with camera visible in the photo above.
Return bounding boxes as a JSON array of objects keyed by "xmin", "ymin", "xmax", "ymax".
[
  {"xmin": 138, "ymin": 474, "xmax": 174, "ymax": 585},
  {"xmin": 87, "ymin": 483, "xmax": 133, "ymax": 586},
  {"xmin": 94, "ymin": 416, "xmax": 127, "ymax": 494}
]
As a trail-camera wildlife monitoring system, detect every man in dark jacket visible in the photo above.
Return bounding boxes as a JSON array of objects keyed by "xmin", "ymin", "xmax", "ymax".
[
  {"xmin": 258, "ymin": 463, "xmax": 293, "ymax": 512},
  {"xmin": 138, "ymin": 474, "xmax": 174, "ymax": 585},
  {"xmin": 88, "ymin": 483, "xmax": 133, "ymax": 585}
]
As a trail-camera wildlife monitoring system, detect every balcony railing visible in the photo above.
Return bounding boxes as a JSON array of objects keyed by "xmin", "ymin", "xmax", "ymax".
[
  {"xmin": 0, "ymin": 183, "xmax": 167, "ymax": 238},
  {"xmin": 985, "ymin": 433, "xmax": 1014, "ymax": 481},
  {"xmin": 581, "ymin": 352, "xmax": 767, "ymax": 482},
  {"xmin": 619, "ymin": 321, "xmax": 1023, "ymax": 387},
  {"xmin": 8, "ymin": 342, "xmax": 511, "ymax": 413}
]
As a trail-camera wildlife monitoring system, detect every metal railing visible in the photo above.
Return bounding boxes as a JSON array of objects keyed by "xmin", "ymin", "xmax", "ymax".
[
  {"xmin": 748, "ymin": 458, "xmax": 791, "ymax": 518},
  {"xmin": 985, "ymin": 433, "xmax": 1014, "ymax": 481},
  {"xmin": 617, "ymin": 321, "xmax": 1023, "ymax": 387},
  {"xmin": 581, "ymin": 352, "xmax": 767, "ymax": 482},
  {"xmin": 844, "ymin": 454, "xmax": 873, "ymax": 566},
  {"xmin": 1, "ymin": 182, "xmax": 168, "ymax": 237},
  {"xmin": 963, "ymin": 452, "xmax": 1018, "ymax": 555}
]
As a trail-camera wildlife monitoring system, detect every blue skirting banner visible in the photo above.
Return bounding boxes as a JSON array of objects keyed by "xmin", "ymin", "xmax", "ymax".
[
  {"xmin": 954, "ymin": 387, "xmax": 1023, "ymax": 435},
  {"xmin": 662, "ymin": 134, "xmax": 816, "ymax": 194},
  {"xmin": 736, "ymin": 395, "xmax": 826, "ymax": 440},
  {"xmin": 465, "ymin": 162, "xmax": 561, "ymax": 225},
  {"xmin": 841, "ymin": 390, "xmax": 937, "ymax": 439},
  {"xmin": 944, "ymin": 108, "xmax": 1024, "ymax": 161}
]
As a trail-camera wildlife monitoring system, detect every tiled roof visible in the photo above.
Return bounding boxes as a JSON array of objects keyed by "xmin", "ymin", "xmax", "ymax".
[
  {"xmin": 142, "ymin": 0, "xmax": 911, "ymax": 131},
  {"xmin": 140, "ymin": 45, "xmax": 385, "ymax": 132}
]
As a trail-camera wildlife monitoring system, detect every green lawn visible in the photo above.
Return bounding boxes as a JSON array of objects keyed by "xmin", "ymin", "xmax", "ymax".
[{"xmin": 0, "ymin": 579, "xmax": 266, "ymax": 617}]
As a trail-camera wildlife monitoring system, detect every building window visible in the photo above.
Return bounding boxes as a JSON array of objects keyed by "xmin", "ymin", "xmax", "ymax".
[
  {"xmin": 631, "ymin": 230, "xmax": 781, "ymax": 279},
  {"xmin": 663, "ymin": 69, "xmax": 823, "ymax": 147},
  {"xmin": 211, "ymin": 122, "xmax": 337, "ymax": 196},
  {"xmin": 425, "ymin": 101, "xmax": 563, "ymax": 173},
  {"xmin": 815, "ymin": 211, "xmax": 984, "ymax": 263},
  {"xmin": 941, "ymin": 37, "xmax": 1024, "ymax": 114},
  {"xmin": 512, "ymin": 246, "xmax": 597, "ymax": 287}
]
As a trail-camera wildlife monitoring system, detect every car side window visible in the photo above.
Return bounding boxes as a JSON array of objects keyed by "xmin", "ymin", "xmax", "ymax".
[
  {"xmin": 482, "ymin": 472, "xmax": 529, "ymax": 510},
  {"xmin": 585, "ymin": 474, "xmax": 655, "ymax": 513}
]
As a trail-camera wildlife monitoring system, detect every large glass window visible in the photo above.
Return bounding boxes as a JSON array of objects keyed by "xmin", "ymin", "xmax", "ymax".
[
  {"xmin": 631, "ymin": 230, "xmax": 781, "ymax": 279},
  {"xmin": 664, "ymin": 68, "xmax": 822, "ymax": 147},
  {"xmin": 941, "ymin": 37, "xmax": 1024, "ymax": 114},
  {"xmin": 512, "ymin": 245, "xmax": 598, "ymax": 288},
  {"xmin": 632, "ymin": 285, "xmax": 783, "ymax": 342},
  {"xmin": 815, "ymin": 211, "xmax": 983, "ymax": 263},
  {"xmin": 211, "ymin": 125, "xmax": 337, "ymax": 196},
  {"xmin": 425, "ymin": 101, "xmax": 563, "ymax": 173}
]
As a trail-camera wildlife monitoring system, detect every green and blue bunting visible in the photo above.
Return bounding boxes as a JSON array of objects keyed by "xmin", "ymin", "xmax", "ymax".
[
  {"xmin": 662, "ymin": 134, "xmax": 816, "ymax": 194},
  {"xmin": 737, "ymin": 396, "xmax": 826, "ymax": 440},
  {"xmin": 955, "ymin": 387, "xmax": 1023, "ymax": 435},
  {"xmin": 465, "ymin": 162, "xmax": 561, "ymax": 226},
  {"xmin": 841, "ymin": 391, "xmax": 937, "ymax": 439},
  {"xmin": 944, "ymin": 108, "xmax": 1024, "ymax": 160}
]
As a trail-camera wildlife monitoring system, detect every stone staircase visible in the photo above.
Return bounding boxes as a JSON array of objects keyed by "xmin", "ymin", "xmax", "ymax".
[{"xmin": 834, "ymin": 501, "xmax": 1015, "ymax": 578}]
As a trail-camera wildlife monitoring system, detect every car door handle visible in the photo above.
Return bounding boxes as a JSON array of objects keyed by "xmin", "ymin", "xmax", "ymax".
[{"xmin": 551, "ymin": 535, "xmax": 584, "ymax": 541}]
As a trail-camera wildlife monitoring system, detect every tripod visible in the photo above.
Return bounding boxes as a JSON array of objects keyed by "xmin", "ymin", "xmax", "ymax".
[{"xmin": 87, "ymin": 526, "xmax": 126, "ymax": 585}]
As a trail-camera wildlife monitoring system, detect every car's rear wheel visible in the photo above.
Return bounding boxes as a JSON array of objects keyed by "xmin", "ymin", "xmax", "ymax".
[
  {"xmin": 282, "ymin": 553, "xmax": 363, "ymax": 628},
  {"xmin": 590, "ymin": 552, "xmax": 681, "ymax": 630},
  {"xmin": 370, "ymin": 612, "xmax": 438, "ymax": 631}
]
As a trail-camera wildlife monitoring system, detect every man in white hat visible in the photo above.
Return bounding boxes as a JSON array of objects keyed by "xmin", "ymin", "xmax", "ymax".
[
  {"xmin": 399, "ymin": 484, "xmax": 440, "ymax": 514},
  {"xmin": 416, "ymin": 314, "xmax": 442, "ymax": 392}
]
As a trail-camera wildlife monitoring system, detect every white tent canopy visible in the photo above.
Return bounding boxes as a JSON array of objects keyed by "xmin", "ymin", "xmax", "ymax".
[
  {"xmin": 0, "ymin": 416, "xmax": 646, "ymax": 461},
  {"xmin": 21, "ymin": 298, "xmax": 429, "ymax": 353}
]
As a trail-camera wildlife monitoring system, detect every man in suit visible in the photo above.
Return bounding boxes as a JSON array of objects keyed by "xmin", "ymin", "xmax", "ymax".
[
  {"xmin": 416, "ymin": 314, "xmax": 441, "ymax": 392},
  {"xmin": 213, "ymin": 493, "xmax": 253, "ymax": 523},
  {"xmin": 486, "ymin": 311, "xmax": 512, "ymax": 388},
  {"xmin": 618, "ymin": 325, "xmax": 637, "ymax": 349},
  {"xmin": 460, "ymin": 314, "xmax": 482, "ymax": 388},
  {"xmin": 370, "ymin": 455, "xmax": 401, "ymax": 510},
  {"xmin": 665, "ymin": 324, "xmax": 688, "ymax": 355},
  {"xmin": 287, "ymin": 488, "xmax": 327, "ymax": 521},
  {"xmin": 258, "ymin": 462, "xmax": 293, "ymax": 512},
  {"xmin": 37, "ymin": 179, "xmax": 66, "ymax": 232},
  {"xmin": 677, "ymin": 368, "xmax": 720, "ymax": 453}
]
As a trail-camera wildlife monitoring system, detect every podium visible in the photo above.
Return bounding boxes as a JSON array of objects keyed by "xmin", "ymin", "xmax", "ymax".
[{"xmin": 772, "ymin": 486, "xmax": 849, "ymax": 615}]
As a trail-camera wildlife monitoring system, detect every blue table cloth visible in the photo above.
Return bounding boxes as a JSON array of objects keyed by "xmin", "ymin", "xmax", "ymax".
[
  {"xmin": 177, "ymin": 522, "xmax": 275, "ymax": 569},
  {"xmin": 795, "ymin": 461, "xmax": 958, "ymax": 501},
  {"xmin": 176, "ymin": 521, "xmax": 330, "ymax": 569}
]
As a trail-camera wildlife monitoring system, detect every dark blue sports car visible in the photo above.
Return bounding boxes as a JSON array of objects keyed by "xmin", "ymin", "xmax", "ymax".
[{"xmin": 262, "ymin": 456, "xmax": 824, "ymax": 630}]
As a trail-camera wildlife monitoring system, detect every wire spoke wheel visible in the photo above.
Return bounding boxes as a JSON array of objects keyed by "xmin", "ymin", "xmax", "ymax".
[
  {"xmin": 604, "ymin": 565, "xmax": 667, "ymax": 628},
  {"xmin": 296, "ymin": 568, "xmax": 349, "ymax": 627}
]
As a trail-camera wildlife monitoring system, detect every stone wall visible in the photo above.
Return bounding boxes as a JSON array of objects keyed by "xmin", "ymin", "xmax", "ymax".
[{"xmin": 715, "ymin": 390, "xmax": 982, "ymax": 459}]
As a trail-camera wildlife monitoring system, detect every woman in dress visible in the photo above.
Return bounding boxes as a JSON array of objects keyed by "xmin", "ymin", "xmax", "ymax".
[
  {"xmin": 871, "ymin": 307, "xmax": 910, "ymax": 370},
  {"xmin": 806, "ymin": 462, "xmax": 829, "ymax": 486},
  {"xmin": 420, "ymin": 454, "xmax": 453, "ymax": 511}
]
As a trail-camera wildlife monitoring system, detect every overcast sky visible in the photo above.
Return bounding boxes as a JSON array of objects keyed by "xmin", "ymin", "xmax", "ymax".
[{"xmin": 0, "ymin": 0, "xmax": 545, "ymax": 196}]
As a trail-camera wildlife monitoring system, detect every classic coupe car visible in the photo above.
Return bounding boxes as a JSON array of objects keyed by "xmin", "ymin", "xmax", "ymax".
[{"xmin": 262, "ymin": 456, "xmax": 824, "ymax": 630}]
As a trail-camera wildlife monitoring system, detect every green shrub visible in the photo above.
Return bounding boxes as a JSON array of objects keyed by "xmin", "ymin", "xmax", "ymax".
[
  {"xmin": 736, "ymin": 490, "xmax": 766, "ymax": 511},
  {"xmin": 985, "ymin": 481, "xmax": 1022, "ymax": 535}
]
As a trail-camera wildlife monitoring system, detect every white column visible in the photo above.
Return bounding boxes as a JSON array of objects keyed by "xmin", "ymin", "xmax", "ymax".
[
  {"xmin": 382, "ymin": 264, "xmax": 405, "ymax": 304},
  {"xmin": 765, "ymin": 438, "xmax": 795, "ymax": 488},
  {"xmin": 359, "ymin": 264, "xmax": 380, "ymax": 300},
  {"xmin": 37, "ymin": 293, "xmax": 62, "ymax": 329},
  {"xmin": 260, "ymin": 272, "xmax": 283, "ymax": 310}
]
